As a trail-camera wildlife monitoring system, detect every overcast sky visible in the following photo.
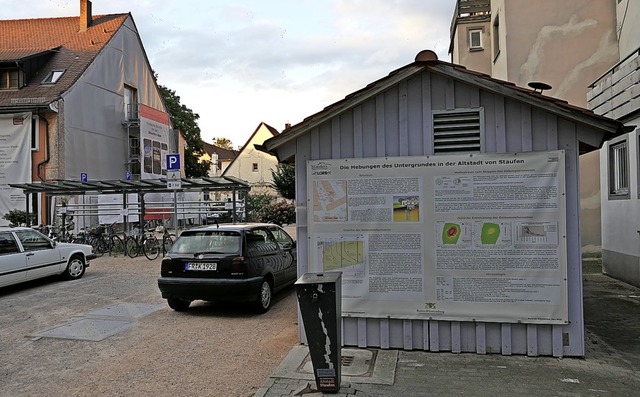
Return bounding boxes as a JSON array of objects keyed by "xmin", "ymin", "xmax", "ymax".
[{"xmin": 2, "ymin": 0, "xmax": 457, "ymax": 148}]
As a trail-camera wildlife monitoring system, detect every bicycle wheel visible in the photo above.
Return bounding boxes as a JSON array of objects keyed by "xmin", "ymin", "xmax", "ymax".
[
  {"xmin": 143, "ymin": 236, "xmax": 160, "ymax": 260},
  {"xmin": 125, "ymin": 237, "xmax": 140, "ymax": 258},
  {"xmin": 163, "ymin": 233, "xmax": 176, "ymax": 254},
  {"xmin": 90, "ymin": 236, "xmax": 105, "ymax": 257},
  {"xmin": 109, "ymin": 235, "xmax": 125, "ymax": 257}
]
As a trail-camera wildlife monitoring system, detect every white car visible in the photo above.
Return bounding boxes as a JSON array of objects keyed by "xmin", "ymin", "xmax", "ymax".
[{"xmin": 0, "ymin": 226, "xmax": 96, "ymax": 288}]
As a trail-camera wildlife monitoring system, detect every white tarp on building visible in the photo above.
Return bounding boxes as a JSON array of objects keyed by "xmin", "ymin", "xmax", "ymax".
[{"xmin": 0, "ymin": 113, "xmax": 32, "ymax": 224}]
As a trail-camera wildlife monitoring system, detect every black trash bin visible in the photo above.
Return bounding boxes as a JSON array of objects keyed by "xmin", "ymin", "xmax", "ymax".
[{"xmin": 295, "ymin": 272, "xmax": 342, "ymax": 393}]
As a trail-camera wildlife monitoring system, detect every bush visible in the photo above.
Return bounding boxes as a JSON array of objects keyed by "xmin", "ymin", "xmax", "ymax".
[
  {"xmin": 2, "ymin": 209, "xmax": 37, "ymax": 226},
  {"xmin": 246, "ymin": 193, "xmax": 295, "ymax": 226}
]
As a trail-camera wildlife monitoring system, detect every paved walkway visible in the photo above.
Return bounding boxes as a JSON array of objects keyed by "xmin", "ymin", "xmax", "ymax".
[{"xmin": 255, "ymin": 270, "xmax": 640, "ymax": 396}]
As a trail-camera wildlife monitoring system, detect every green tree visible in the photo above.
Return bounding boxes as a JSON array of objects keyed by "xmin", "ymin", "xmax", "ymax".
[
  {"xmin": 157, "ymin": 82, "xmax": 209, "ymax": 177},
  {"xmin": 271, "ymin": 163, "xmax": 295, "ymax": 200},
  {"xmin": 213, "ymin": 137, "xmax": 234, "ymax": 150}
]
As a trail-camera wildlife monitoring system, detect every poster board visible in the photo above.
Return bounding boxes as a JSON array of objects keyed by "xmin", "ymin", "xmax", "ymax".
[
  {"xmin": 307, "ymin": 151, "xmax": 568, "ymax": 324},
  {"xmin": 140, "ymin": 104, "xmax": 170, "ymax": 179}
]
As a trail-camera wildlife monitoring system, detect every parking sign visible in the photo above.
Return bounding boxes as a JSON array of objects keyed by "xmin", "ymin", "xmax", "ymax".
[{"xmin": 167, "ymin": 154, "xmax": 180, "ymax": 170}]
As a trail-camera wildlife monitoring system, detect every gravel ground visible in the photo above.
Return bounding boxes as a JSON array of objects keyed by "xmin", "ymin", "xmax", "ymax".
[{"xmin": 0, "ymin": 254, "xmax": 299, "ymax": 397}]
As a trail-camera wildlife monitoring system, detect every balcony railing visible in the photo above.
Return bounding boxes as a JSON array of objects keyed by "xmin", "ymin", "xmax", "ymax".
[{"xmin": 588, "ymin": 47, "xmax": 640, "ymax": 120}]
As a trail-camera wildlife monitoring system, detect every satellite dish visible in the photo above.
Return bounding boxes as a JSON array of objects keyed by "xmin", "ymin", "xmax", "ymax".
[{"xmin": 528, "ymin": 81, "xmax": 552, "ymax": 93}]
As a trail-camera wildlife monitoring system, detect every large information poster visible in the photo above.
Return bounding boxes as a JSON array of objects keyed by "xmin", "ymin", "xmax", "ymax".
[
  {"xmin": 140, "ymin": 104, "xmax": 170, "ymax": 179},
  {"xmin": 307, "ymin": 151, "xmax": 568, "ymax": 324}
]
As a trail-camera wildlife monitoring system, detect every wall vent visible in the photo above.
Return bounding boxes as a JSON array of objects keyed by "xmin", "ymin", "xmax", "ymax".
[{"xmin": 433, "ymin": 109, "xmax": 483, "ymax": 153}]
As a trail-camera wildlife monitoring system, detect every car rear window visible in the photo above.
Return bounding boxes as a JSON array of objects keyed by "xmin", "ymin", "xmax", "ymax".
[{"xmin": 170, "ymin": 231, "xmax": 241, "ymax": 254}]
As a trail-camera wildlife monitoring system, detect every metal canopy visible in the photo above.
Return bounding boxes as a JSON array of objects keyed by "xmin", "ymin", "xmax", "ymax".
[{"xmin": 9, "ymin": 176, "xmax": 251, "ymax": 196}]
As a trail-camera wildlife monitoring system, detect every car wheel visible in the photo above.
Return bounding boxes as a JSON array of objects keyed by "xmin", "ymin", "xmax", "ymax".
[
  {"xmin": 254, "ymin": 279, "xmax": 272, "ymax": 313},
  {"xmin": 63, "ymin": 255, "xmax": 86, "ymax": 280},
  {"xmin": 167, "ymin": 297, "xmax": 191, "ymax": 311}
]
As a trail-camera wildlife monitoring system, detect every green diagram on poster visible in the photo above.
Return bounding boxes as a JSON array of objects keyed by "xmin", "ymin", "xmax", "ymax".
[{"xmin": 481, "ymin": 223, "xmax": 500, "ymax": 244}]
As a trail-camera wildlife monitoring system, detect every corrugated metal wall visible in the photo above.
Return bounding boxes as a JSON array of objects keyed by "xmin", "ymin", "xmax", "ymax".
[{"xmin": 292, "ymin": 70, "xmax": 587, "ymax": 357}]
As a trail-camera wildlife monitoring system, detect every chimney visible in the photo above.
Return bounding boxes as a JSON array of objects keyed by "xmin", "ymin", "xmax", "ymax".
[{"xmin": 80, "ymin": 0, "xmax": 92, "ymax": 31}]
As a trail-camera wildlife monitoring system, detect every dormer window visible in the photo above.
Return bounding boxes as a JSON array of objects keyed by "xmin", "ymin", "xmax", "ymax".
[
  {"xmin": 41, "ymin": 69, "xmax": 65, "ymax": 84},
  {"xmin": 0, "ymin": 68, "xmax": 19, "ymax": 90}
]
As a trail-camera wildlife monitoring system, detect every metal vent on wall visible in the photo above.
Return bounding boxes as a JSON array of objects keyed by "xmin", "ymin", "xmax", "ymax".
[{"xmin": 433, "ymin": 109, "xmax": 482, "ymax": 153}]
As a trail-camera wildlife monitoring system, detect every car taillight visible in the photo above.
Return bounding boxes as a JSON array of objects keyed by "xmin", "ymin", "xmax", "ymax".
[
  {"xmin": 161, "ymin": 258, "xmax": 173, "ymax": 273},
  {"xmin": 231, "ymin": 256, "xmax": 246, "ymax": 275}
]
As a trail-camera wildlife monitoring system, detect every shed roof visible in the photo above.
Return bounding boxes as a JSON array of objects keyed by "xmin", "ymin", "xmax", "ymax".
[
  {"xmin": 9, "ymin": 176, "xmax": 250, "ymax": 196},
  {"xmin": 261, "ymin": 52, "xmax": 625, "ymax": 157}
]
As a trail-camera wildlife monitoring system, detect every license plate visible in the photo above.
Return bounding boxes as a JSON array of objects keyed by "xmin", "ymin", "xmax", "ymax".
[{"xmin": 185, "ymin": 262, "xmax": 217, "ymax": 271}]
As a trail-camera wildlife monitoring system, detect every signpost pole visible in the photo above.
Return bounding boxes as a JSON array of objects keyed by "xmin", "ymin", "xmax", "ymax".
[{"xmin": 166, "ymin": 154, "xmax": 181, "ymax": 236}]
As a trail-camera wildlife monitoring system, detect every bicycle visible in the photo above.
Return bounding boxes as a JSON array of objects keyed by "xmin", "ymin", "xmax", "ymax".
[
  {"xmin": 124, "ymin": 224, "xmax": 160, "ymax": 260},
  {"xmin": 158, "ymin": 225, "xmax": 177, "ymax": 254},
  {"xmin": 103, "ymin": 222, "xmax": 125, "ymax": 257}
]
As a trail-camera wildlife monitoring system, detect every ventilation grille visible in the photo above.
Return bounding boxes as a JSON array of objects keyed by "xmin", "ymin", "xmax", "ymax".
[{"xmin": 433, "ymin": 110, "xmax": 482, "ymax": 153}]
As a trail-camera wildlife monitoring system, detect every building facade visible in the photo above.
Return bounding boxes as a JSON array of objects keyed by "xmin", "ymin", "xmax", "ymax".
[
  {"xmin": 0, "ymin": 0, "xmax": 176, "ymax": 225},
  {"xmin": 222, "ymin": 122, "xmax": 280, "ymax": 196},
  {"xmin": 588, "ymin": 0, "xmax": 640, "ymax": 287}
]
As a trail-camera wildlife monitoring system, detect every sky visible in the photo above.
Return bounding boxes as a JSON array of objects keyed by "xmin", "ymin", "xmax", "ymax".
[{"xmin": 1, "ymin": 0, "xmax": 457, "ymax": 148}]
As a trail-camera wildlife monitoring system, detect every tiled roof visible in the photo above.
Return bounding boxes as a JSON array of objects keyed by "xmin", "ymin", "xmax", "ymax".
[
  {"xmin": 0, "ymin": 14, "xmax": 128, "ymax": 108},
  {"xmin": 0, "ymin": 47, "xmax": 60, "ymax": 62},
  {"xmin": 203, "ymin": 142, "xmax": 238, "ymax": 160}
]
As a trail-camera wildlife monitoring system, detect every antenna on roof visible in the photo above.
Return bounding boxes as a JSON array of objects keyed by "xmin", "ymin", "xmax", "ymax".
[{"xmin": 528, "ymin": 81, "xmax": 552, "ymax": 94}]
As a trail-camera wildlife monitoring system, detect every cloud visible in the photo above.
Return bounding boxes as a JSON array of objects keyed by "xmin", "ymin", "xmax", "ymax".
[{"xmin": 1, "ymin": 0, "xmax": 458, "ymax": 146}]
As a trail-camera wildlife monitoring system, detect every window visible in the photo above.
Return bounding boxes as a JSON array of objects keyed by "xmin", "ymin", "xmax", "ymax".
[
  {"xmin": 469, "ymin": 28, "xmax": 483, "ymax": 50},
  {"xmin": 432, "ymin": 109, "xmax": 484, "ymax": 153},
  {"xmin": 15, "ymin": 229, "xmax": 52, "ymax": 251},
  {"xmin": 0, "ymin": 69, "xmax": 19, "ymax": 90},
  {"xmin": 252, "ymin": 163, "xmax": 259, "ymax": 172},
  {"xmin": 124, "ymin": 85, "xmax": 138, "ymax": 120},
  {"xmin": 0, "ymin": 232, "xmax": 20, "ymax": 255},
  {"xmin": 492, "ymin": 14, "xmax": 500, "ymax": 61},
  {"xmin": 609, "ymin": 141, "xmax": 629, "ymax": 198},
  {"xmin": 41, "ymin": 69, "xmax": 65, "ymax": 84}
]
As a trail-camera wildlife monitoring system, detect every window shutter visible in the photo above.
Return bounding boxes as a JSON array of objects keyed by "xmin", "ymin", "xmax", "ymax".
[{"xmin": 433, "ymin": 109, "xmax": 483, "ymax": 153}]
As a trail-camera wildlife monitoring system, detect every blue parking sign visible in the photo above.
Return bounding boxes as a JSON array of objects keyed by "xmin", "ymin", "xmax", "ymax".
[
  {"xmin": 80, "ymin": 172, "xmax": 88, "ymax": 182},
  {"xmin": 125, "ymin": 171, "xmax": 131, "ymax": 180},
  {"xmin": 167, "ymin": 154, "xmax": 180, "ymax": 170}
]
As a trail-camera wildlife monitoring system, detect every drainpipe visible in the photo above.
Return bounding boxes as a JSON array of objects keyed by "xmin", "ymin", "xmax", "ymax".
[
  {"xmin": 36, "ymin": 112, "xmax": 51, "ymax": 224},
  {"xmin": 36, "ymin": 114, "xmax": 50, "ymax": 181}
]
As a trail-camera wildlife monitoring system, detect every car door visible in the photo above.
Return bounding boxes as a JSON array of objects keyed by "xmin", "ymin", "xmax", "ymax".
[
  {"xmin": 268, "ymin": 226, "xmax": 297, "ymax": 283},
  {"xmin": 247, "ymin": 228, "xmax": 283, "ymax": 286},
  {"xmin": 0, "ymin": 231, "xmax": 27, "ymax": 288},
  {"xmin": 14, "ymin": 229, "xmax": 63, "ymax": 281}
]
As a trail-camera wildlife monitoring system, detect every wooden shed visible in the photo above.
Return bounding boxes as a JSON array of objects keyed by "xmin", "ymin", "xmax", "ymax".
[{"xmin": 260, "ymin": 50, "xmax": 623, "ymax": 357}]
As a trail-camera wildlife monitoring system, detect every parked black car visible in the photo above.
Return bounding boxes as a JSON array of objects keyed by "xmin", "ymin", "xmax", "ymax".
[{"xmin": 157, "ymin": 223, "xmax": 296, "ymax": 313}]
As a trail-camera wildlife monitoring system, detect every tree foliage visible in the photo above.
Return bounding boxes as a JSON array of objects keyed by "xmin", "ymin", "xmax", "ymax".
[
  {"xmin": 213, "ymin": 137, "xmax": 234, "ymax": 150},
  {"xmin": 271, "ymin": 163, "xmax": 295, "ymax": 200},
  {"xmin": 157, "ymin": 82, "xmax": 209, "ymax": 177},
  {"xmin": 2, "ymin": 209, "xmax": 36, "ymax": 226},
  {"xmin": 246, "ymin": 193, "xmax": 295, "ymax": 226}
]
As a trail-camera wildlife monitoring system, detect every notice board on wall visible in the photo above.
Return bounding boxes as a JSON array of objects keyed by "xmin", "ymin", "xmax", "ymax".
[{"xmin": 307, "ymin": 151, "xmax": 568, "ymax": 324}]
